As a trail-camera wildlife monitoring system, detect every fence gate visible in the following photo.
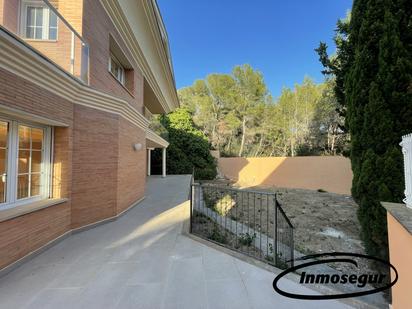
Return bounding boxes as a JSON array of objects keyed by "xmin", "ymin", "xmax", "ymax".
[{"xmin": 190, "ymin": 182, "xmax": 294, "ymax": 269}]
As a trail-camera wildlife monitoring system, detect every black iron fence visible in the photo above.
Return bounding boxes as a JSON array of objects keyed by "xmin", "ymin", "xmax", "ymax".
[{"xmin": 190, "ymin": 182, "xmax": 294, "ymax": 269}]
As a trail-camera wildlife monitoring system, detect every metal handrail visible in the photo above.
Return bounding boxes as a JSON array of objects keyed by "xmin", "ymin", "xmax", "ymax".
[
  {"xmin": 275, "ymin": 196, "xmax": 294, "ymax": 229},
  {"xmin": 190, "ymin": 182, "xmax": 295, "ymax": 269},
  {"xmin": 43, "ymin": 0, "xmax": 88, "ymax": 45}
]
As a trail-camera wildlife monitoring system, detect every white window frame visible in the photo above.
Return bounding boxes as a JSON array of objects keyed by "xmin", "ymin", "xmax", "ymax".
[
  {"xmin": 20, "ymin": 0, "xmax": 58, "ymax": 41},
  {"xmin": 109, "ymin": 54, "xmax": 126, "ymax": 85},
  {"xmin": 0, "ymin": 117, "xmax": 52, "ymax": 210}
]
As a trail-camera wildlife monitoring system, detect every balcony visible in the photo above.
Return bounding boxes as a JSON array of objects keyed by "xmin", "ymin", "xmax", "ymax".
[{"xmin": 0, "ymin": 0, "xmax": 89, "ymax": 84}]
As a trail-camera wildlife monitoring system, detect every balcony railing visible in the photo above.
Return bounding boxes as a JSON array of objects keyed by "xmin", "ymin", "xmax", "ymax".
[{"xmin": 0, "ymin": 0, "xmax": 89, "ymax": 84}]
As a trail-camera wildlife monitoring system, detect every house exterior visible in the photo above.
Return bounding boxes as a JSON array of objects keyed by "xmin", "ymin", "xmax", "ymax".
[{"xmin": 0, "ymin": 0, "xmax": 178, "ymax": 272}]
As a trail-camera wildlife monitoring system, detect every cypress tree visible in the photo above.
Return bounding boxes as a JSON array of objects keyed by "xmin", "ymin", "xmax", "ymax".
[
  {"xmin": 318, "ymin": 0, "xmax": 412, "ymax": 259},
  {"xmin": 347, "ymin": 0, "xmax": 412, "ymax": 259}
]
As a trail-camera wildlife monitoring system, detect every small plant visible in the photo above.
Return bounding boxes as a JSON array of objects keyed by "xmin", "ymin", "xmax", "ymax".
[
  {"xmin": 265, "ymin": 255, "xmax": 274, "ymax": 263},
  {"xmin": 208, "ymin": 227, "xmax": 227, "ymax": 244},
  {"xmin": 203, "ymin": 189, "xmax": 236, "ymax": 216},
  {"xmin": 266, "ymin": 244, "xmax": 288, "ymax": 269},
  {"xmin": 194, "ymin": 212, "xmax": 208, "ymax": 224},
  {"xmin": 214, "ymin": 194, "xmax": 236, "ymax": 216},
  {"xmin": 275, "ymin": 253, "xmax": 288, "ymax": 270},
  {"xmin": 268, "ymin": 243, "xmax": 274, "ymax": 254},
  {"xmin": 238, "ymin": 232, "xmax": 256, "ymax": 247},
  {"xmin": 203, "ymin": 191, "xmax": 215, "ymax": 208}
]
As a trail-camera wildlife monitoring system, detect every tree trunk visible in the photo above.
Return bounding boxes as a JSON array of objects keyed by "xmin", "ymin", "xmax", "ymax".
[
  {"xmin": 254, "ymin": 135, "xmax": 264, "ymax": 157},
  {"xmin": 238, "ymin": 116, "xmax": 246, "ymax": 157},
  {"xmin": 226, "ymin": 135, "xmax": 232, "ymax": 153},
  {"xmin": 327, "ymin": 125, "xmax": 332, "ymax": 153},
  {"xmin": 331, "ymin": 124, "xmax": 337, "ymax": 155}
]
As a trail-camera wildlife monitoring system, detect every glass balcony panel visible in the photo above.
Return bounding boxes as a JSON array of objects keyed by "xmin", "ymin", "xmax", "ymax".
[{"xmin": 0, "ymin": 0, "xmax": 89, "ymax": 84}]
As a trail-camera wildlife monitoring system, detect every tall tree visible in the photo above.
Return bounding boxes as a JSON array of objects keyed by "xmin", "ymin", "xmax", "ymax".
[
  {"xmin": 318, "ymin": 0, "xmax": 412, "ymax": 259},
  {"xmin": 232, "ymin": 64, "xmax": 268, "ymax": 157},
  {"xmin": 178, "ymin": 64, "xmax": 345, "ymax": 158}
]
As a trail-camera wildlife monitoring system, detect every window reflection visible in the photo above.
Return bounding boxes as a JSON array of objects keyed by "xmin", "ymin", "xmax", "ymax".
[
  {"xmin": 17, "ymin": 125, "xmax": 44, "ymax": 199},
  {"xmin": 0, "ymin": 122, "xmax": 8, "ymax": 203}
]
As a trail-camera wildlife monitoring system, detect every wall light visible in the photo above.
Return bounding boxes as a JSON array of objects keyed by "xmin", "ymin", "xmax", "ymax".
[{"xmin": 133, "ymin": 143, "xmax": 143, "ymax": 151}]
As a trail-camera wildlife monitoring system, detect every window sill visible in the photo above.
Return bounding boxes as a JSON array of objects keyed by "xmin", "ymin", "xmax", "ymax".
[
  {"xmin": 24, "ymin": 39, "xmax": 58, "ymax": 43},
  {"xmin": 0, "ymin": 198, "xmax": 69, "ymax": 223}
]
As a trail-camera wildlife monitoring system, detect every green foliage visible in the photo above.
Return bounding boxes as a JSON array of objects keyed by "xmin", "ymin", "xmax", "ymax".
[
  {"xmin": 208, "ymin": 226, "xmax": 227, "ymax": 244},
  {"xmin": 265, "ymin": 243, "xmax": 288, "ymax": 269},
  {"xmin": 178, "ymin": 64, "xmax": 347, "ymax": 157},
  {"xmin": 317, "ymin": 1, "xmax": 412, "ymax": 259},
  {"xmin": 156, "ymin": 108, "xmax": 217, "ymax": 180},
  {"xmin": 203, "ymin": 190, "xmax": 235, "ymax": 216},
  {"xmin": 238, "ymin": 232, "xmax": 256, "ymax": 247}
]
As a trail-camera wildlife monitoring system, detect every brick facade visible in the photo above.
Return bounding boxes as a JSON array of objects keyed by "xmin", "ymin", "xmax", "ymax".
[
  {"xmin": 82, "ymin": 0, "xmax": 144, "ymax": 113},
  {"xmin": 117, "ymin": 117, "xmax": 146, "ymax": 214},
  {"xmin": 0, "ymin": 0, "xmax": 150, "ymax": 270}
]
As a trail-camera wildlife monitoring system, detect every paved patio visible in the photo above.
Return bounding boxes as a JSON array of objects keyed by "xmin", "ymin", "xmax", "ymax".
[{"xmin": 0, "ymin": 175, "xmax": 352, "ymax": 309}]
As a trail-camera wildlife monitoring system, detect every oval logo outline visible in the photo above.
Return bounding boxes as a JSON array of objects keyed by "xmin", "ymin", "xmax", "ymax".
[{"xmin": 272, "ymin": 252, "xmax": 398, "ymax": 300}]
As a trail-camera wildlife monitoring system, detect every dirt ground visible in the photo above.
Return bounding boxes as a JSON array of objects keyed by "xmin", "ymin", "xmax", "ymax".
[
  {"xmin": 256, "ymin": 186, "xmax": 374, "ymax": 274},
  {"xmin": 194, "ymin": 180, "xmax": 389, "ymax": 306},
  {"xmin": 200, "ymin": 180, "xmax": 373, "ymax": 274}
]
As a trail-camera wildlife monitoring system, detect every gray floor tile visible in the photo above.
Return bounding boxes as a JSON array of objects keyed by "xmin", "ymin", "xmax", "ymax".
[
  {"xmin": 202, "ymin": 247, "xmax": 240, "ymax": 281},
  {"xmin": 116, "ymin": 283, "xmax": 164, "ymax": 309},
  {"xmin": 205, "ymin": 279, "xmax": 252, "ymax": 309},
  {"xmin": 163, "ymin": 257, "xmax": 208, "ymax": 308},
  {"xmin": 25, "ymin": 288, "xmax": 82, "ymax": 309},
  {"xmin": 0, "ymin": 176, "xmax": 353, "ymax": 309}
]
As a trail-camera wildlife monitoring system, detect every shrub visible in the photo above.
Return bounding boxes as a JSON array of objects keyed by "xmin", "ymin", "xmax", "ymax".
[
  {"xmin": 203, "ymin": 189, "xmax": 235, "ymax": 216},
  {"xmin": 153, "ymin": 108, "xmax": 217, "ymax": 180},
  {"xmin": 238, "ymin": 232, "xmax": 256, "ymax": 247}
]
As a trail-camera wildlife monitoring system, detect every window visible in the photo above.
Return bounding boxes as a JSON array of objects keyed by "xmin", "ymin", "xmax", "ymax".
[
  {"xmin": 109, "ymin": 54, "xmax": 125, "ymax": 85},
  {"xmin": 0, "ymin": 118, "xmax": 51, "ymax": 209},
  {"xmin": 21, "ymin": 1, "xmax": 58, "ymax": 40}
]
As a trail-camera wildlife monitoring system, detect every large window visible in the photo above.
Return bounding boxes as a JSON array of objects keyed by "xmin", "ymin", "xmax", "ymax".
[
  {"xmin": 21, "ymin": 1, "xmax": 58, "ymax": 40},
  {"xmin": 0, "ymin": 119, "xmax": 51, "ymax": 209}
]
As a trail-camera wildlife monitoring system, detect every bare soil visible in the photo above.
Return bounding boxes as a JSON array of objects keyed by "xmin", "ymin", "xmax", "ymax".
[{"xmin": 200, "ymin": 180, "xmax": 373, "ymax": 275}]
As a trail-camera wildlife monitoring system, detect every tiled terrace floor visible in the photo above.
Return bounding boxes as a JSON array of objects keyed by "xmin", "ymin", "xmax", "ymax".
[{"xmin": 0, "ymin": 175, "xmax": 352, "ymax": 309}]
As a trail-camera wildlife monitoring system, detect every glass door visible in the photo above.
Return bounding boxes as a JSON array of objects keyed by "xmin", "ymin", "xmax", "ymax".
[{"xmin": 0, "ymin": 121, "xmax": 8, "ymax": 204}]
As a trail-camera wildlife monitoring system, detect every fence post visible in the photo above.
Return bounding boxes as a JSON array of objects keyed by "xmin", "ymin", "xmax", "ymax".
[
  {"xmin": 290, "ymin": 227, "xmax": 294, "ymax": 268},
  {"xmin": 274, "ymin": 194, "xmax": 278, "ymax": 267},
  {"xmin": 189, "ymin": 184, "xmax": 193, "ymax": 233}
]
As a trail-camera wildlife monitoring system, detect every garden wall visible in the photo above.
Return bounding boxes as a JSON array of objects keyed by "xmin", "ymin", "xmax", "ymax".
[{"xmin": 218, "ymin": 156, "xmax": 352, "ymax": 195}]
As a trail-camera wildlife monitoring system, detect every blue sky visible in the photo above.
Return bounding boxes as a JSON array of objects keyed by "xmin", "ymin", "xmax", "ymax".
[{"xmin": 158, "ymin": 0, "xmax": 353, "ymax": 98}]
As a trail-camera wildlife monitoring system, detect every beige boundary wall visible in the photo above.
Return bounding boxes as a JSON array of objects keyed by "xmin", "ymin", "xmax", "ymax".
[
  {"xmin": 218, "ymin": 156, "xmax": 353, "ymax": 195},
  {"xmin": 386, "ymin": 212, "xmax": 412, "ymax": 309}
]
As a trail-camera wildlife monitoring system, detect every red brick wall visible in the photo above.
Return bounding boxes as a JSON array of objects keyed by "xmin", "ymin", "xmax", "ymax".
[
  {"xmin": 0, "ymin": 68, "xmax": 73, "ymax": 269},
  {"xmin": 0, "ymin": 0, "xmax": 149, "ymax": 270},
  {"xmin": 0, "ymin": 202, "xmax": 71, "ymax": 269},
  {"xmin": 0, "ymin": 1, "xmax": 83, "ymax": 78},
  {"xmin": 0, "ymin": 0, "xmax": 19, "ymax": 33},
  {"xmin": 117, "ymin": 118, "xmax": 146, "ymax": 214},
  {"xmin": 82, "ymin": 0, "xmax": 144, "ymax": 114},
  {"xmin": 0, "ymin": 68, "xmax": 73, "ymax": 124},
  {"xmin": 71, "ymin": 104, "xmax": 119, "ymax": 228}
]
